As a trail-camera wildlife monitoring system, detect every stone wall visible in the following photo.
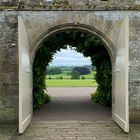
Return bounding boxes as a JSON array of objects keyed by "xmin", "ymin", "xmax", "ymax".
[
  {"xmin": 20, "ymin": 11, "xmax": 140, "ymax": 123},
  {"xmin": 129, "ymin": 14, "xmax": 140, "ymax": 122},
  {"xmin": 0, "ymin": 9, "xmax": 140, "ymax": 125},
  {"xmin": 0, "ymin": 0, "xmax": 18, "ymax": 5},
  {"xmin": 0, "ymin": 0, "xmax": 140, "ymax": 10},
  {"xmin": 20, "ymin": 0, "xmax": 140, "ymax": 11},
  {"xmin": 0, "ymin": 11, "xmax": 18, "ymax": 124}
]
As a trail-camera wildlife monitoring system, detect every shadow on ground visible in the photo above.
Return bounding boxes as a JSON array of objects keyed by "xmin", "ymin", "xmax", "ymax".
[{"xmin": 15, "ymin": 87, "xmax": 139, "ymax": 140}]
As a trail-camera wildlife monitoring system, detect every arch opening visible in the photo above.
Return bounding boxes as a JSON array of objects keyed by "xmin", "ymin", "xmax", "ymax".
[{"xmin": 32, "ymin": 28, "xmax": 113, "ymax": 114}]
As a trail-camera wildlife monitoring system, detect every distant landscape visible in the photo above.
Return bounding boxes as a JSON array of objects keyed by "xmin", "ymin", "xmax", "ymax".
[{"xmin": 46, "ymin": 66, "xmax": 97, "ymax": 87}]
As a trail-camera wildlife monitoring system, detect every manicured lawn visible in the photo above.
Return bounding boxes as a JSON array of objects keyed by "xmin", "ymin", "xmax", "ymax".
[
  {"xmin": 46, "ymin": 73, "xmax": 71, "ymax": 79},
  {"xmin": 46, "ymin": 71, "xmax": 96, "ymax": 79},
  {"xmin": 46, "ymin": 79, "xmax": 97, "ymax": 87}
]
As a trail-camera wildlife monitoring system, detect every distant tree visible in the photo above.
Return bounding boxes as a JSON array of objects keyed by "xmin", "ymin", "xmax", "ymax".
[
  {"xmin": 46, "ymin": 67, "xmax": 62, "ymax": 75},
  {"xmin": 71, "ymin": 70, "xmax": 80, "ymax": 79},
  {"xmin": 66, "ymin": 71, "xmax": 71, "ymax": 75},
  {"xmin": 81, "ymin": 76, "xmax": 85, "ymax": 80},
  {"xmin": 72, "ymin": 67, "xmax": 90, "ymax": 75},
  {"xmin": 48, "ymin": 77, "xmax": 52, "ymax": 79},
  {"xmin": 60, "ymin": 76, "xmax": 63, "ymax": 79}
]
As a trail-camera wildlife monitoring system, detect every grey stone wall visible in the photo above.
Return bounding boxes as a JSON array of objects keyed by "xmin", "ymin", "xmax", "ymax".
[
  {"xmin": 0, "ymin": 0, "xmax": 140, "ymax": 10},
  {"xmin": 21, "ymin": 0, "xmax": 140, "ymax": 11},
  {"xmin": 0, "ymin": 11, "xmax": 18, "ymax": 124},
  {"xmin": 0, "ymin": 0, "xmax": 18, "ymax": 5},
  {"xmin": 129, "ymin": 14, "xmax": 140, "ymax": 122}
]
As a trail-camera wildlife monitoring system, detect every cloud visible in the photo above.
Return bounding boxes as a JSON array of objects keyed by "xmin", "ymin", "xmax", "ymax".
[{"xmin": 49, "ymin": 48, "xmax": 91, "ymax": 66}]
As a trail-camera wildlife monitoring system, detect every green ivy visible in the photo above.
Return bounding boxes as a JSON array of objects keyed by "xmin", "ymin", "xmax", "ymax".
[
  {"xmin": 33, "ymin": 31, "xmax": 112, "ymax": 110},
  {"xmin": 91, "ymin": 60, "xmax": 112, "ymax": 106}
]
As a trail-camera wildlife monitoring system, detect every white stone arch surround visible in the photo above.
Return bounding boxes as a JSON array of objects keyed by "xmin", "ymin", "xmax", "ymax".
[
  {"xmin": 20, "ymin": 11, "xmax": 120, "ymax": 60},
  {"xmin": 31, "ymin": 23, "xmax": 115, "ymax": 64}
]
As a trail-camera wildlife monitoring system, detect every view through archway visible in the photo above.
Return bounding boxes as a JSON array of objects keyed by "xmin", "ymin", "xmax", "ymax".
[
  {"xmin": 32, "ymin": 30, "xmax": 112, "ymax": 122},
  {"xmin": 18, "ymin": 20, "xmax": 130, "ymax": 137},
  {"xmin": 33, "ymin": 45, "xmax": 111, "ymax": 122}
]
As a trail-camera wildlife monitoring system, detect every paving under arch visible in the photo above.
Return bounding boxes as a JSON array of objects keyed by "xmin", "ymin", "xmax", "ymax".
[{"xmin": 15, "ymin": 87, "xmax": 139, "ymax": 140}]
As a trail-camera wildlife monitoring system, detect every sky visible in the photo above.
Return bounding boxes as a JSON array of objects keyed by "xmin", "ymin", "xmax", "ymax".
[{"xmin": 49, "ymin": 47, "xmax": 91, "ymax": 66}]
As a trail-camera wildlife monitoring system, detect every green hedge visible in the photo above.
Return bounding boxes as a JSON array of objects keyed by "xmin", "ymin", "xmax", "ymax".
[{"xmin": 33, "ymin": 31, "xmax": 112, "ymax": 110}]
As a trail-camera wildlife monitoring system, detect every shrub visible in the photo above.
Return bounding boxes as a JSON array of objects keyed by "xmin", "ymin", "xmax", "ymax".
[
  {"xmin": 91, "ymin": 90, "xmax": 111, "ymax": 106},
  {"xmin": 66, "ymin": 71, "xmax": 71, "ymax": 75},
  {"xmin": 71, "ymin": 70, "xmax": 80, "ymax": 79},
  {"xmin": 33, "ymin": 91, "xmax": 51, "ymax": 110},
  {"xmin": 81, "ymin": 76, "xmax": 85, "ymax": 80},
  {"xmin": 56, "ymin": 76, "xmax": 63, "ymax": 79},
  {"xmin": 44, "ymin": 93, "xmax": 51, "ymax": 103},
  {"xmin": 60, "ymin": 76, "xmax": 63, "ymax": 79},
  {"xmin": 48, "ymin": 76, "xmax": 52, "ymax": 79}
]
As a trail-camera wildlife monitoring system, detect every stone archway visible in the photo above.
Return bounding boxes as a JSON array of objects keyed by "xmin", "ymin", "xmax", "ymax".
[
  {"xmin": 31, "ymin": 23, "xmax": 115, "ymax": 114},
  {"xmin": 31, "ymin": 23, "xmax": 115, "ymax": 63},
  {"xmin": 31, "ymin": 24, "xmax": 115, "ymax": 110},
  {"xmin": 18, "ymin": 13, "xmax": 129, "ymax": 133}
]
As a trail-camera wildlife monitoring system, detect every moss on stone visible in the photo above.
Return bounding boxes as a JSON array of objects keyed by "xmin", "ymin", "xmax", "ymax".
[{"xmin": 0, "ymin": 6, "xmax": 18, "ymax": 10}]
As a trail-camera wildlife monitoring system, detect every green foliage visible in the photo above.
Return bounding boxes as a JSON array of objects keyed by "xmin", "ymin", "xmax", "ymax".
[
  {"xmin": 33, "ymin": 30, "xmax": 112, "ymax": 110},
  {"xmin": 46, "ymin": 71, "xmax": 94, "ymax": 80},
  {"xmin": 48, "ymin": 76, "xmax": 52, "ymax": 79},
  {"xmin": 60, "ymin": 76, "xmax": 63, "ymax": 79},
  {"xmin": 72, "ymin": 33, "xmax": 112, "ymax": 106},
  {"xmin": 91, "ymin": 91, "xmax": 111, "ymax": 106},
  {"xmin": 91, "ymin": 60, "xmax": 112, "ymax": 106},
  {"xmin": 33, "ymin": 91, "xmax": 51, "ymax": 110},
  {"xmin": 56, "ymin": 76, "xmax": 63, "ymax": 79},
  {"xmin": 44, "ymin": 93, "xmax": 51, "ymax": 103},
  {"xmin": 46, "ymin": 67, "xmax": 62, "ymax": 75},
  {"xmin": 33, "ymin": 46, "xmax": 54, "ymax": 110},
  {"xmin": 66, "ymin": 71, "xmax": 71, "ymax": 75},
  {"xmin": 33, "ymin": 34, "xmax": 68, "ymax": 110},
  {"xmin": 71, "ymin": 70, "xmax": 80, "ymax": 79},
  {"xmin": 81, "ymin": 76, "xmax": 85, "ymax": 80},
  {"xmin": 95, "ymin": 60, "xmax": 112, "ymax": 95},
  {"xmin": 72, "ymin": 67, "xmax": 90, "ymax": 75}
]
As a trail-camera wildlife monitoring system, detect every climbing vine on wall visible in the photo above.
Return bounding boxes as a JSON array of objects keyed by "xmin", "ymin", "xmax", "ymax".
[
  {"xmin": 74, "ymin": 36, "xmax": 112, "ymax": 106},
  {"xmin": 33, "ymin": 31, "xmax": 112, "ymax": 110}
]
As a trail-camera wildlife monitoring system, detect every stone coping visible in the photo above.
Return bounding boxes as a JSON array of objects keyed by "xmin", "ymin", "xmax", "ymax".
[{"xmin": 0, "ymin": 2, "xmax": 140, "ymax": 11}]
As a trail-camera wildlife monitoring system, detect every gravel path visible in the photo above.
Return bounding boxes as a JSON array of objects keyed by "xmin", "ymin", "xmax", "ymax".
[
  {"xmin": 33, "ymin": 87, "xmax": 111, "ymax": 122},
  {"xmin": 47, "ymin": 87, "xmax": 96, "ymax": 97}
]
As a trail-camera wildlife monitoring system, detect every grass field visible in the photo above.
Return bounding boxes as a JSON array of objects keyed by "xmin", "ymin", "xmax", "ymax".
[
  {"xmin": 46, "ymin": 79, "xmax": 97, "ymax": 87},
  {"xmin": 46, "ymin": 71, "xmax": 96, "ymax": 79}
]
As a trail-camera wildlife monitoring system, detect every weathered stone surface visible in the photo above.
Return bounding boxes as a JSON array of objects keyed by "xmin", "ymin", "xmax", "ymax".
[
  {"xmin": 0, "ymin": 0, "xmax": 18, "ymax": 6},
  {"xmin": 15, "ymin": 120, "xmax": 139, "ymax": 140},
  {"xmin": 0, "ymin": 108, "xmax": 17, "ymax": 124},
  {"xmin": 17, "ymin": 0, "xmax": 140, "ymax": 11},
  {"xmin": 0, "ymin": 12, "xmax": 18, "ymax": 123},
  {"xmin": 129, "ymin": 14, "xmax": 140, "ymax": 122},
  {"xmin": 1, "ymin": 0, "xmax": 140, "ymax": 10}
]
